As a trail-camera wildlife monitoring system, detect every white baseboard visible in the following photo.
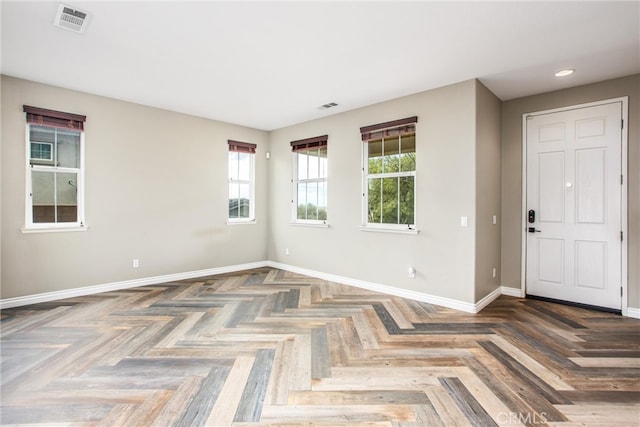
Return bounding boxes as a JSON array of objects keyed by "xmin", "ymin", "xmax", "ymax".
[
  {"xmin": 3, "ymin": 261, "xmax": 636, "ymax": 319},
  {"xmin": 625, "ymin": 307, "xmax": 640, "ymax": 319},
  {"xmin": 267, "ymin": 261, "xmax": 499, "ymax": 314},
  {"xmin": 500, "ymin": 286, "xmax": 524, "ymax": 298},
  {"xmin": 0, "ymin": 261, "xmax": 268, "ymax": 310}
]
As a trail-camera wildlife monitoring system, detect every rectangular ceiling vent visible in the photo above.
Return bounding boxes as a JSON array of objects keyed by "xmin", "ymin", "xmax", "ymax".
[
  {"xmin": 54, "ymin": 4, "xmax": 88, "ymax": 34},
  {"xmin": 318, "ymin": 102, "xmax": 338, "ymax": 110}
]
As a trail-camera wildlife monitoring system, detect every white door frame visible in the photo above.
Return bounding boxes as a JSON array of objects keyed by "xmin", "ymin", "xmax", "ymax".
[{"xmin": 520, "ymin": 97, "xmax": 629, "ymax": 315}]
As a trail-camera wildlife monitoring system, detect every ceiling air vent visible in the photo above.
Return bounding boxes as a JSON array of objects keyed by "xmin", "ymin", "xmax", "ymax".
[
  {"xmin": 54, "ymin": 4, "xmax": 88, "ymax": 34},
  {"xmin": 318, "ymin": 102, "xmax": 338, "ymax": 110}
]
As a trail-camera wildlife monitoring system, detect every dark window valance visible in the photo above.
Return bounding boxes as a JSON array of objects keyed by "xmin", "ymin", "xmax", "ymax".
[
  {"xmin": 290, "ymin": 135, "xmax": 328, "ymax": 152},
  {"xmin": 23, "ymin": 105, "xmax": 86, "ymax": 131},
  {"xmin": 360, "ymin": 116, "xmax": 417, "ymax": 141},
  {"xmin": 228, "ymin": 140, "xmax": 256, "ymax": 154}
]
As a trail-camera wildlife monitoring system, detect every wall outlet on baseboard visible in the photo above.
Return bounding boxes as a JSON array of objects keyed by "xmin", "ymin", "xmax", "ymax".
[{"xmin": 133, "ymin": 259, "xmax": 139, "ymax": 268}]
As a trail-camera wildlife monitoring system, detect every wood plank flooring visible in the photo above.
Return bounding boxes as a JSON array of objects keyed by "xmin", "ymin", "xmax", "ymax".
[{"xmin": 1, "ymin": 268, "xmax": 639, "ymax": 426}]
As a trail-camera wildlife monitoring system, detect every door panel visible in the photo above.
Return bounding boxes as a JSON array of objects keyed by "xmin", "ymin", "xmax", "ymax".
[
  {"xmin": 537, "ymin": 238, "xmax": 564, "ymax": 284},
  {"xmin": 575, "ymin": 240, "xmax": 606, "ymax": 289},
  {"xmin": 526, "ymin": 102, "xmax": 622, "ymax": 309},
  {"xmin": 538, "ymin": 152, "xmax": 565, "ymax": 223},
  {"xmin": 576, "ymin": 148, "xmax": 605, "ymax": 224}
]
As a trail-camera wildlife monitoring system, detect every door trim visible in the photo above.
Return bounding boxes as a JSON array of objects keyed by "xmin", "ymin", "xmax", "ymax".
[{"xmin": 520, "ymin": 97, "xmax": 629, "ymax": 315}]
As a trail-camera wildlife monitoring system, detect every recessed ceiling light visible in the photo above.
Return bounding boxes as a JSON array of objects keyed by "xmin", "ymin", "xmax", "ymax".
[{"xmin": 554, "ymin": 69, "xmax": 575, "ymax": 77}]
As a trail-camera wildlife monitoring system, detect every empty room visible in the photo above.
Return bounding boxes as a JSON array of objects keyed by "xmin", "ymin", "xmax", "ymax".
[{"xmin": 1, "ymin": 1, "xmax": 639, "ymax": 426}]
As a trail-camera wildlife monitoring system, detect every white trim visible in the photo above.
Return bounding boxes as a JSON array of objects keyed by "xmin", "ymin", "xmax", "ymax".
[
  {"xmin": 358, "ymin": 226, "xmax": 419, "ymax": 235},
  {"xmin": 226, "ymin": 220, "xmax": 257, "ymax": 226},
  {"xmin": 620, "ymin": 98, "xmax": 629, "ymax": 315},
  {"xmin": 267, "ymin": 261, "xmax": 488, "ymax": 314},
  {"xmin": 0, "ymin": 261, "xmax": 268, "ymax": 310},
  {"xmin": 361, "ymin": 131, "xmax": 417, "ymax": 231},
  {"xmin": 2, "ymin": 262, "xmax": 638, "ymax": 317},
  {"xmin": 21, "ymin": 225, "xmax": 88, "ymax": 234},
  {"xmin": 475, "ymin": 286, "xmax": 503, "ymax": 312},
  {"xmin": 521, "ymin": 97, "xmax": 629, "ymax": 311},
  {"xmin": 501, "ymin": 286, "xmax": 524, "ymax": 298},
  {"xmin": 290, "ymin": 222, "xmax": 329, "ymax": 228},
  {"xmin": 625, "ymin": 307, "xmax": 640, "ymax": 319},
  {"xmin": 24, "ymin": 123, "xmax": 86, "ymax": 229}
]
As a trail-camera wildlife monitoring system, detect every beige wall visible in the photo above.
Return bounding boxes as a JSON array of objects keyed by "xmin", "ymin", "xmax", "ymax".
[
  {"xmin": 501, "ymin": 74, "xmax": 640, "ymax": 310},
  {"xmin": 268, "ymin": 79, "xmax": 499, "ymax": 304},
  {"xmin": 475, "ymin": 81, "xmax": 502, "ymax": 301},
  {"xmin": 1, "ymin": 75, "xmax": 269, "ymax": 299},
  {"xmin": 12, "ymin": 72, "xmax": 633, "ymax": 311}
]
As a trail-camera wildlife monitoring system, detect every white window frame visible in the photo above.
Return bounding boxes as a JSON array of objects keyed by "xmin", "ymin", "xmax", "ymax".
[
  {"xmin": 291, "ymin": 142, "xmax": 328, "ymax": 226},
  {"xmin": 227, "ymin": 144, "xmax": 256, "ymax": 224},
  {"xmin": 23, "ymin": 123, "xmax": 86, "ymax": 232},
  {"xmin": 361, "ymin": 118, "xmax": 417, "ymax": 234}
]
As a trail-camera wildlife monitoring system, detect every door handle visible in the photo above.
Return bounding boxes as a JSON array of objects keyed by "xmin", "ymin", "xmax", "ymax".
[{"xmin": 528, "ymin": 227, "xmax": 541, "ymax": 233}]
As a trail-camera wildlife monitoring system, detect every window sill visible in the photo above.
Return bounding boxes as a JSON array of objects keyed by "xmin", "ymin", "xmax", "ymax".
[
  {"xmin": 22, "ymin": 225, "xmax": 88, "ymax": 234},
  {"xmin": 290, "ymin": 221, "xmax": 329, "ymax": 228},
  {"xmin": 226, "ymin": 220, "xmax": 257, "ymax": 226},
  {"xmin": 359, "ymin": 226, "xmax": 419, "ymax": 235}
]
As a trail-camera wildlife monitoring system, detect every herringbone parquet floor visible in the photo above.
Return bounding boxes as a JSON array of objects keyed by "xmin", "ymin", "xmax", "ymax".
[{"xmin": 1, "ymin": 268, "xmax": 639, "ymax": 426}]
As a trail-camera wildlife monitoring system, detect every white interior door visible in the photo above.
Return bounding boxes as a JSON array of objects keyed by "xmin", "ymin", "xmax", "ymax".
[{"xmin": 525, "ymin": 101, "xmax": 623, "ymax": 310}]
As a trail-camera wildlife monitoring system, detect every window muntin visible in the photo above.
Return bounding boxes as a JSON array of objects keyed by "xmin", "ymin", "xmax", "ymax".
[
  {"xmin": 227, "ymin": 140, "xmax": 256, "ymax": 222},
  {"xmin": 362, "ymin": 117, "xmax": 417, "ymax": 230},
  {"xmin": 294, "ymin": 146, "xmax": 327, "ymax": 223},
  {"xmin": 25, "ymin": 114, "xmax": 85, "ymax": 229}
]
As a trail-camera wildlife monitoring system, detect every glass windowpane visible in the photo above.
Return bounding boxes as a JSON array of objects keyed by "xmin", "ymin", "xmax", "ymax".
[
  {"xmin": 368, "ymin": 178, "xmax": 382, "ymax": 223},
  {"xmin": 56, "ymin": 130, "xmax": 80, "ymax": 168},
  {"xmin": 399, "ymin": 176, "xmax": 415, "ymax": 225},
  {"xmin": 382, "ymin": 177, "xmax": 399, "ymax": 224},
  {"xmin": 56, "ymin": 172, "xmax": 78, "ymax": 222},
  {"xmin": 319, "ymin": 147, "xmax": 327, "ymax": 178},
  {"xmin": 298, "ymin": 152, "xmax": 308, "ymax": 180},
  {"xmin": 238, "ymin": 152, "xmax": 251, "ymax": 181},
  {"xmin": 399, "ymin": 134, "xmax": 416, "ymax": 172},
  {"xmin": 297, "ymin": 182, "xmax": 307, "ymax": 220},
  {"xmin": 229, "ymin": 152, "xmax": 239, "ymax": 180},
  {"xmin": 30, "ymin": 126, "xmax": 55, "ymax": 143},
  {"xmin": 32, "ymin": 171, "xmax": 55, "ymax": 223},
  {"xmin": 308, "ymin": 149, "xmax": 319, "ymax": 179},
  {"xmin": 317, "ymin": 181, "xmax": 327, "ymax": 220},
  {"xmin": 31, "ymin": 170, "xmax": 78, "ymax": 223},
  {"xmin": 368, "ymin": 139, "xmax": 383, "ymax": 174},
  {"xmin": 384, "ymin": 136, "xmax": 401, "ymax": 173}
]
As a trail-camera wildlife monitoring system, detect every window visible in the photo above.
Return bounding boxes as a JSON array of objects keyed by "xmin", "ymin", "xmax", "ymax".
[
  {"xmin": 24, "ymin": 105, "xmax": 86, "ymax": 230},
  {"xmin": 228, "ymin": 140, "xmax": 256, "ymax": 223},
  {"xmin": 361, "ymin": 116, "xmax": 417, "ymax": 231},
  {"xmin": 291, "ymin": 135, "xmax": 328, "ymax": 224}
]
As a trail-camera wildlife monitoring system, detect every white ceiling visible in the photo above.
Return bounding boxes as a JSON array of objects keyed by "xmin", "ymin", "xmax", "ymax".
[{"xmin": 2, "ymin": 1, "xmax": 639, "ymax": 131}]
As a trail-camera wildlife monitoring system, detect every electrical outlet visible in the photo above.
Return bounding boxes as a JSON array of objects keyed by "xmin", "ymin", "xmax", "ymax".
[
  {"xmin": 285, "ymin": 248, "xmax": 289, "ymax": 255},
  {"xmin": 460, "ymin": 216, "xmax": 468, "ymax": 227},
  {"xmin": 408, "ymin": 267, "xmax": 416, "ymax": 278},
  {"xmin": 492, "ymin": 267, "xmax": 496, "ymax": 278},
  {"xmin": 492, "ymin": 215, "xmax": 497, "ymax": 225},
  {"xmin": 133, "ymin": 259, "xmax": 139, "ymax": 268}
]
